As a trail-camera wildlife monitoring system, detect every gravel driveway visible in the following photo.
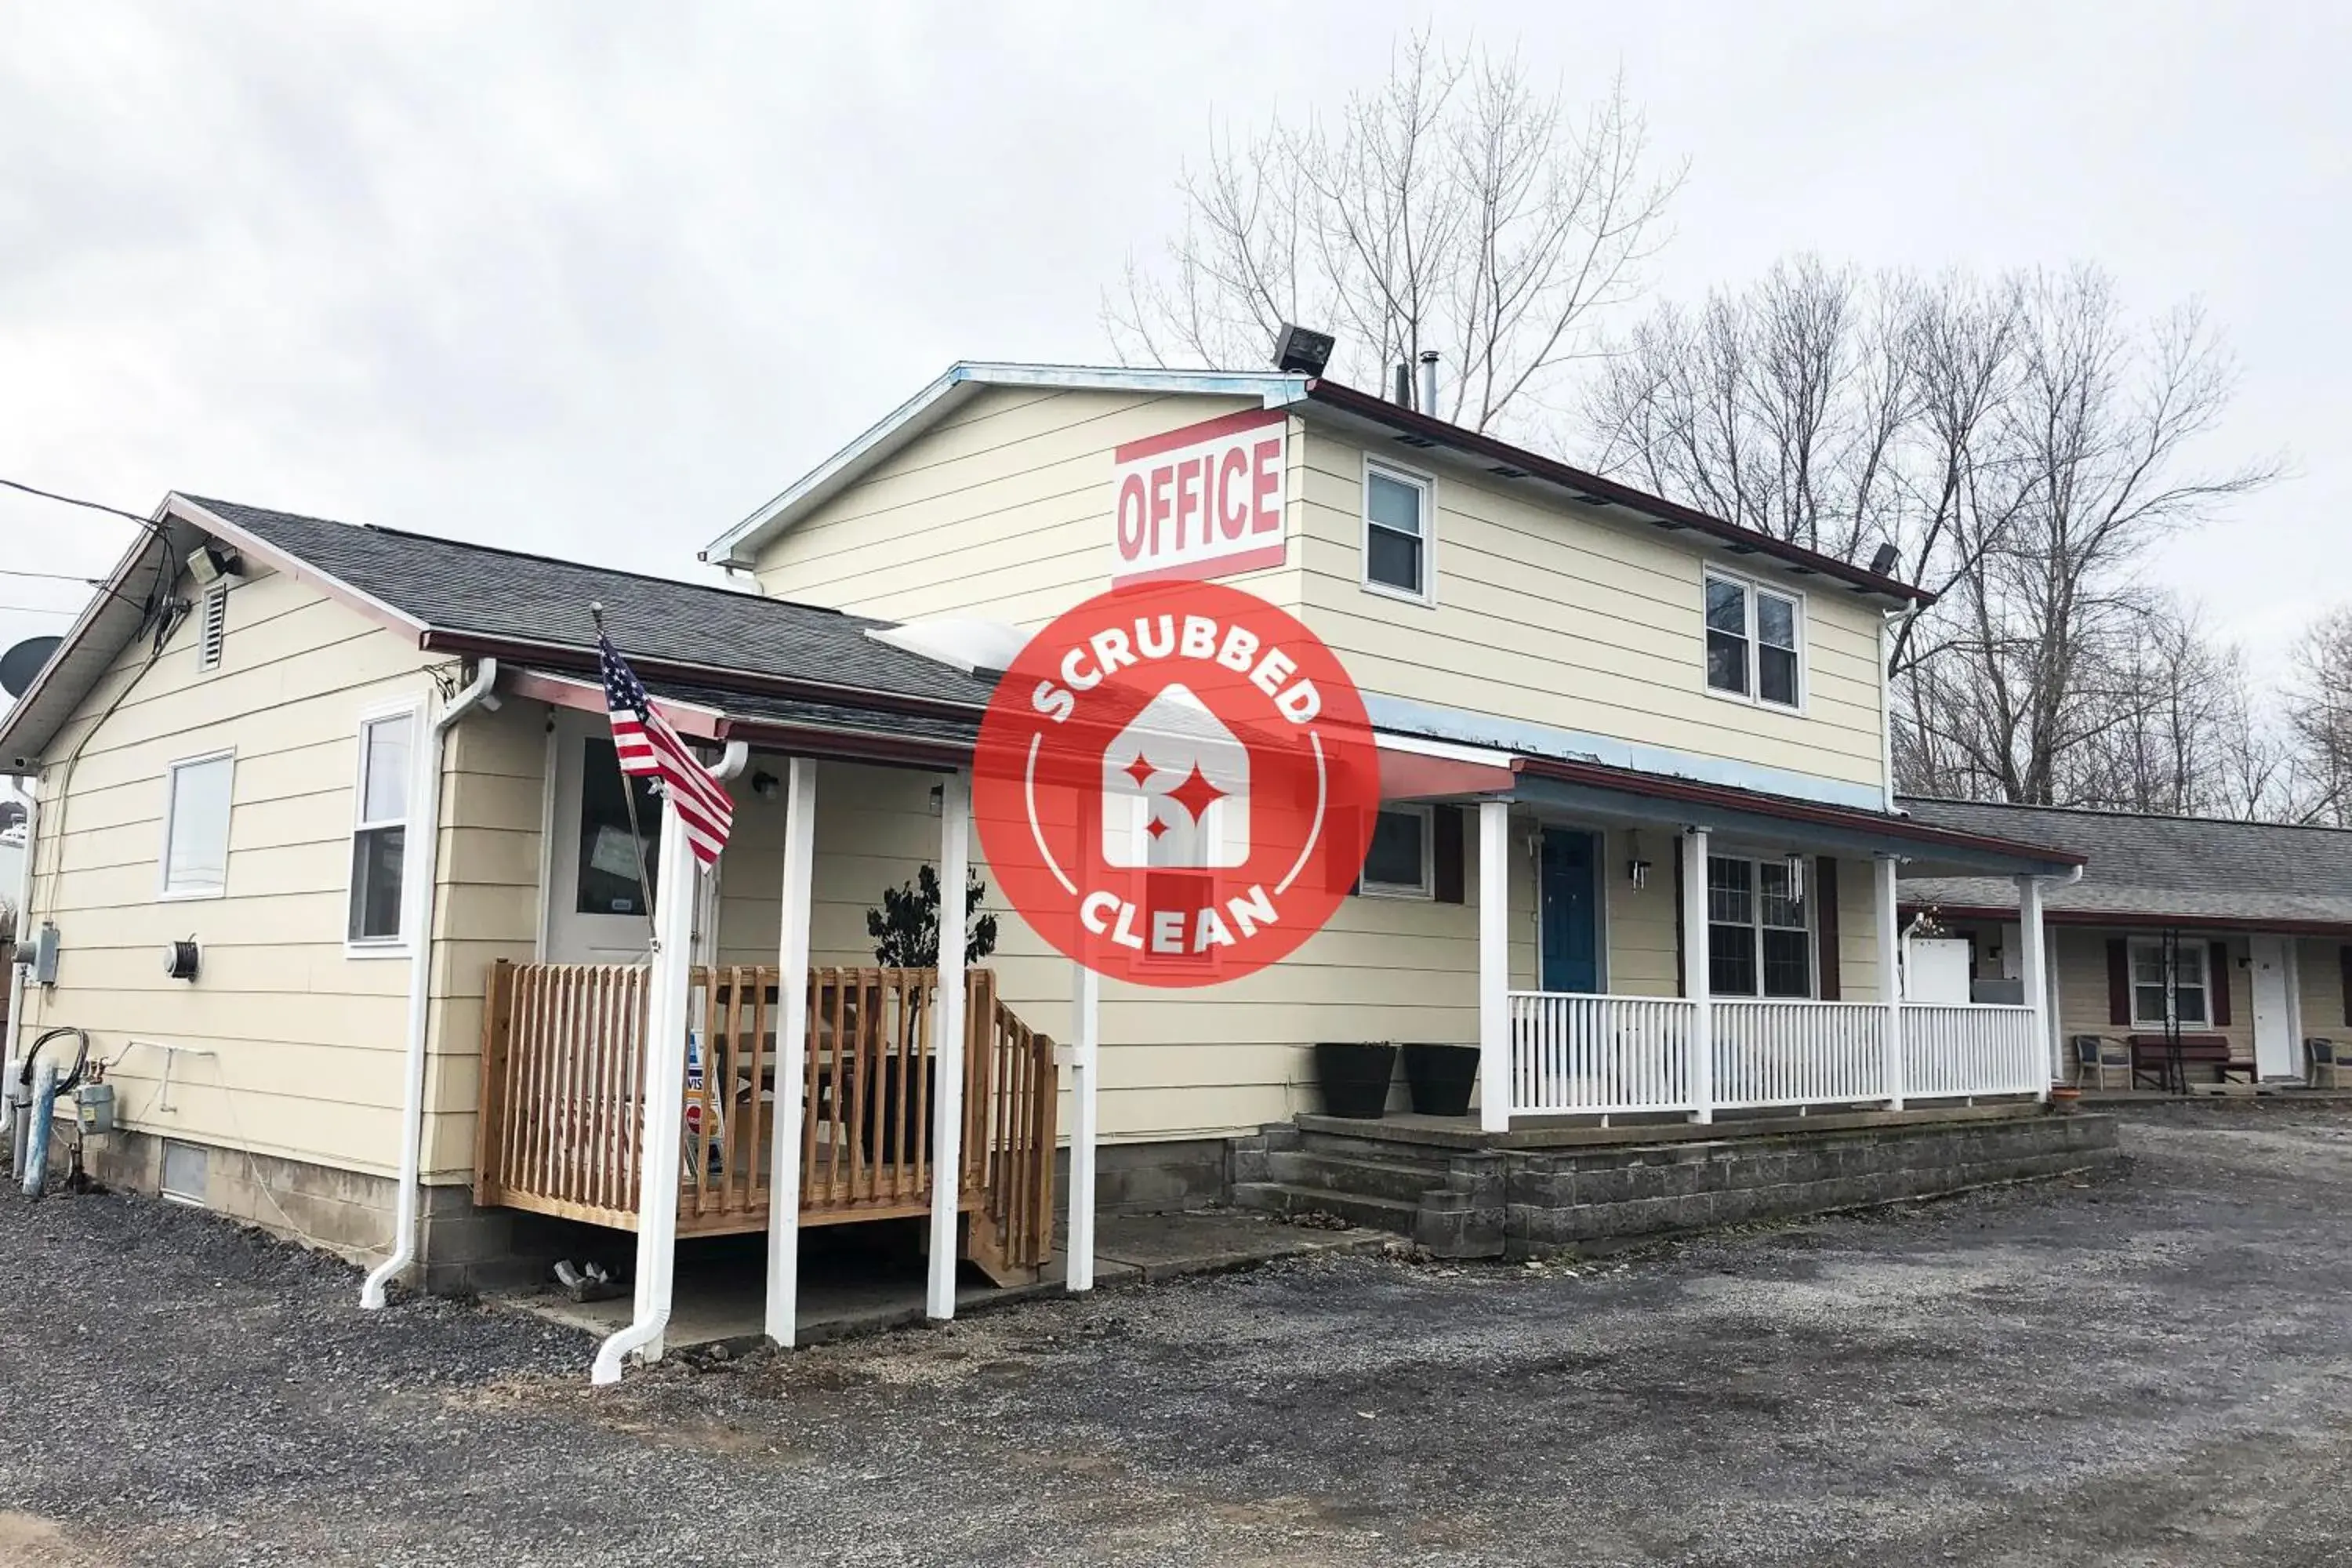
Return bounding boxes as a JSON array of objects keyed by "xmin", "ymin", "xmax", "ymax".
[{"xmin": 5, "ymin": 1105, "xmax": 2350, "ymax": 1566}]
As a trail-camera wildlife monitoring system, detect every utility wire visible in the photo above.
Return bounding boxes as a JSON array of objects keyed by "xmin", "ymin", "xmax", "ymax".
[
  {"xmin": 0, "ymin": 476, "xmax": 164, "ymax": 531},
  {"xmin": 0, "ymin": 568, "xmax": 110, "ymax": 584},
  {"xmin": 0, "ymin": 475, "xmax": 184, "ymax": 630},
  {"xmin": 0, "ymin": 604, "xmax": 74, "ymax": 617}
]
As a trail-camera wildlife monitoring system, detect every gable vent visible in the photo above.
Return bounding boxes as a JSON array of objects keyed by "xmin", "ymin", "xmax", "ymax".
[{"xmin": 197, "ymin": 582, "xmax": 229, "ymax": 673}]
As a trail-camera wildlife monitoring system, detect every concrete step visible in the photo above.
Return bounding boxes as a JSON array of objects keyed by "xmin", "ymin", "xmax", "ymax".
[
  {"xmin": 1269, "ymin": 1149, "xmax": 1452, "ymax": 1204},
  {"xmin": 1229, "ymin": 1181, "xmax": 1419, "ymax": 1236},
  {"xmin": 1295, "ymin": 1127, "xmax": 1464, "ymax": 1163}
]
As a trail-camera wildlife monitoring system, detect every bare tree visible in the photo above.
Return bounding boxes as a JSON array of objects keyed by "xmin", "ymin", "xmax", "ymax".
[
  {"xmin": 2288, "ymin": 607, "xmax": 2352, "ymax": 824},
  {"xmin": 1105, "ymin": 33, "xmax": 1681, "ymax": 434}
]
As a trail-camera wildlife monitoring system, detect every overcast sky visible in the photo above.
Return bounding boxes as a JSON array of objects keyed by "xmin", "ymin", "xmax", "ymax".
[{"xmin": 2, "ymin": 2, "xmax": 2343, "ymax": 688}]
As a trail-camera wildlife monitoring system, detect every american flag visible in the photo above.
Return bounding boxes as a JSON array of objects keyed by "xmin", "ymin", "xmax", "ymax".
[{"xmin": 597, "ymin": 630, "xmax": 735, "ymax": 869}]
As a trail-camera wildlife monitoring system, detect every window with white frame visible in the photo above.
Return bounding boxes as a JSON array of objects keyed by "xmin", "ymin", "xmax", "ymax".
[
  {"xmin": 1704, "ymin": 572, "xmax": 1802, "ymax": 710},
  {"xmin": 1363, "ymin": 462, "xmax": 1431, "ymax": 600},
  {"xmin": 159, "ymin": 753, "xmax": 234, "ymax": 898},
  {"xmin": 1706, "ymin": 854, "xmax": 1812, "ymax": 997},
  {"xmin": 347, "ymin": 711, "xmax": 416, "ymax": 944},
  {"xmin": 1359, "ymin": 806, "xmax": 1434, "ymax": 898},
  {"xmin": 2129, "ymin": 938, "xmax": 2209, "ymax": 1027}
]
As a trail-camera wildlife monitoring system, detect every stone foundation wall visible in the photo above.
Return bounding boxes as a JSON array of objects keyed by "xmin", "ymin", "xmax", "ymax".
[
  {"xmin": 1054, "ymin": 1138, "xmax": 1229, "ymax": 1213},
  {"xmin": 1501, "ymin": 1114, "xmax": 2120, "ymax": 1252}
]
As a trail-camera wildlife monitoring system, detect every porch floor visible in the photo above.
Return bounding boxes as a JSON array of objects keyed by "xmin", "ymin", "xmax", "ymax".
[{"xmin": 495, "ymin": 1208, "xmax": 1389, "ymax": 1353}]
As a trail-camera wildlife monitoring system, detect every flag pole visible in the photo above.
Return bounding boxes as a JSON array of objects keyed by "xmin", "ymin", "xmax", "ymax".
[{"xmin": 590, "ymin": 601, "xmax": 662, "ymax": 954}]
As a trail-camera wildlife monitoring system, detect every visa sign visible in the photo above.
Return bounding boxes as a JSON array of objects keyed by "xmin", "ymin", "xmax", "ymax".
[{"xmin": 1110, "ymin": 409, "xmax": 1287, "ymax": 587}]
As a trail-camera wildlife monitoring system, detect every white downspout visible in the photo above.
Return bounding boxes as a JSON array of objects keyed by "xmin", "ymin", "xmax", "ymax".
[
  {"xmin": 361, "ymin": 658, "xmax": 499, "ymax": 1311},
  {"xmin": 2, "ymin": 780, "xmax": 40, "ymax": 1135}
]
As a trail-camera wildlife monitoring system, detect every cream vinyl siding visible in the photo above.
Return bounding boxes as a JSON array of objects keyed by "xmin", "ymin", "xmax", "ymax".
[
  {"xmin": 748, "ymin": 387, "xmax": 1302, "ymax": 626},
  {"xmin": 2299, "ymin": 938, "xmax": 2347, "ymax": 1051},
  {"xmin": 2045, "ymin": 927, "xmax": 2258, "ymax": 1061},
  {"xmin": 1292, "ymin": 430, "xmax": 1889, "ymax": 794},
  {"xmin": 17, "ymin": 565, "xmax": 451, "ymax": 1181}
]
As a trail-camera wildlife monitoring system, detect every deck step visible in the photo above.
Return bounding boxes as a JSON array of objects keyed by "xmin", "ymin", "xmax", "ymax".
[
  {"xmin": 1229, "ymin": 1180, "xmax": 1419, "ymax": 1236},
  {"xmin": 1267, "ymin": 1149, "xmax": 1453, "ymax": 1204}
]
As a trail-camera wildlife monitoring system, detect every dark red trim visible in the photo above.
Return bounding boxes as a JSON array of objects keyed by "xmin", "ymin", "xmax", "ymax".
[
  {"xmin": 417, "ymin": 629, "xmax": 986, "ymax": 724},
  {"xmin": 2209, "ymin": 940, "xmax": 2234, "ymax": 1026},
  {"xmin": 1902, "ymin": 902, "xmax": 2352, "ymax": 940},
  {"xmin": 1112, "ymin": 406, "xmax": 1287, "ymax": 463},
  {"xmin": 1511, "ymin": 754, "xmax": 2084, "ymax": 867},
  {"xmin": 2107, "ymin": 939, "xmax": 2132, "ymax": 1025},
  {"xmin": 1303, "ymin": 380, "xmax": 1929, "ymax": 605},
  {"xmin": 1815, "ymin": 855, "xmax": 1841, "ymax": 1001}
]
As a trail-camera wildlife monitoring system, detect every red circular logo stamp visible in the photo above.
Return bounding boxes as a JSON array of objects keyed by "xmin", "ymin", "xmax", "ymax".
[{"xmin": 975, "ymin": 581, "xmax": 1380, "ymax": 988}]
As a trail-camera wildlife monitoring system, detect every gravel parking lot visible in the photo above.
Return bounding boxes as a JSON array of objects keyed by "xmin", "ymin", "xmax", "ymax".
[{"xmin": 4, "ymin": 1104, "xmax": 2350, "ymax": 1566}]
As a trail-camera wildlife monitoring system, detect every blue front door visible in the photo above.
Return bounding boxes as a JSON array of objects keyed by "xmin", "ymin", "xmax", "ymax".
[{"xmin": 1539, "ymin": 828, "xmax": 1601, "ymax": 993}]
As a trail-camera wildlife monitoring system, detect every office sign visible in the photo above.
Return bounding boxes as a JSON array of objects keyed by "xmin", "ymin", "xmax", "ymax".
[{"xmin": 1109, "ymin": 409, "xmax": 1287, "ymax": 587}]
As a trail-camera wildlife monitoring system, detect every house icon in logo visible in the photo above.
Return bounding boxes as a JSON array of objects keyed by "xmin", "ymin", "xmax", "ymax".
[{"xmin": 1101, "ymin": 683, "xmax": 1250, "ymax": 869}]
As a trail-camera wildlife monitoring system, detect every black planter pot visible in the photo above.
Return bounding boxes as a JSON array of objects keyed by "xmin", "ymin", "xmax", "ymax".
[
  {"xmin": 1401, "ymin": 1044, "xmax": 1480, "ymax": 1118},
  {"xmin": 1312, "ymin": 1041, "xmax": 1397, "ymax": 1120}
]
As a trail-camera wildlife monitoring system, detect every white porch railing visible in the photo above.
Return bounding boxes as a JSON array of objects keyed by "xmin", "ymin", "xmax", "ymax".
[
  {"xmin": 1505, "ymin": 991, "xmax": 2045, "ymax": 1120},
  {"xmin": 1902, "ymin": 1003, "xmax": 2042, "ymax": 1100},
  {"xmin": 1508, "ymin": 993, "xmax": 1695, "ymax": 1116},
  {"xmin": 1713, "ymin": 1000, "xmax": 1887, "ymax": 1111}
]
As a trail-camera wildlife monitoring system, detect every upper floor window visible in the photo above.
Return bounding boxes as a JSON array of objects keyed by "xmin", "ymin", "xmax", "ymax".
[
  {"xmin": 1363, "ymin": 460, "xmax": 1432, "ymax": 602},
  {"xmin": 1704, "ymin": 572, "xmax": 1802, "ymax": 710},
  {"xmin": 348, "ymin": 709, "xmax": 417, "ymax": 947},
  {"xmin": 159, "ymin": 751, "xmax": 234, "ymax": 899}
]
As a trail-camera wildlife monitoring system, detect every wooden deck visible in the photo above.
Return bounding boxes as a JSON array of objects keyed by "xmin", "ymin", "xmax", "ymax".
[{"xmin": 473, "ymin": 962, "xmax": 1058, "ymax": 1283}]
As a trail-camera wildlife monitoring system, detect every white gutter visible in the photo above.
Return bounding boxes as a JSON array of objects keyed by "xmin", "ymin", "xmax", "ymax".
[
  {"xmin": 361, "ymin": 658, "xmax": 499, "ymax": 1310},
  {"xmin": 592, "ymin": 739, "xmax": 746, "ymax": 1385}
]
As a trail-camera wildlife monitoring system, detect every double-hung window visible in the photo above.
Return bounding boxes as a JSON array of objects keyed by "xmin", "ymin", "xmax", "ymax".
[
  {"xmin": 1704, "ymin": 572, "xmax": 1802, "ymax": 710},
  {"xmin": 348, "ymin": 710, "xmax": 417, "ymax": 946},
  {"xmin": 2129, "ymin": 939, "xmax": 2209, "ymax": 1027},
  {"xmin": 1359, "ymin": 806, "xmax": 1435, "ymax": 898},
  {"xmin": 1363, "ymin": 460, "xmax": 1432, "ymax": 601},
  {"xmin": 1706, "ymin": 854, "xmax": 1812, "ymax": 998},
  {"xmin": 160, "ymin": 752, "xmax": 235, "ymax": 899}
]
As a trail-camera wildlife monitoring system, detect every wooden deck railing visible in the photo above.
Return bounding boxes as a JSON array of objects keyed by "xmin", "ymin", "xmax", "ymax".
[{"xmin": 474, "ymin": 961, "xmax": 1059, "ymax": 1280}]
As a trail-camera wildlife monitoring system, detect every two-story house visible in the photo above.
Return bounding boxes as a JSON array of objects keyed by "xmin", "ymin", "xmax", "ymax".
[{"xmin": 0, "ymin": 361, "xmax": 2087, "ymax": 1378}]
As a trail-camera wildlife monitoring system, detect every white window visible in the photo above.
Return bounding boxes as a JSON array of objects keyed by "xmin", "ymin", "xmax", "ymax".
[
  {"xmin": 159, "ymin": 752, "xmax": 234, "ymax": 899},
  {"xmin": 1704, "ymin": 572, "xmax": 1803, "ymax": 710},
  {"xmin": 1359, "ymin": 806, "xmax": 1435, "ymax": 898},
  {"xmin": 196, "ymin": 583, "xmax": 229, "ymax": 673},
  {"xmin": 2130, "ymin": 939, "xmax": 2209, "ymax": 1028},
  {"xmin": 348, "ymin": 710, "xmax": 417, "ymax": 946},
  {"xmin": 1362, "ymin": 459, "xmax": 1432, "ymax": 602},
  {"xmin": 1706, "ymin": 854, "xmax": 1812, "ymax": 997}
]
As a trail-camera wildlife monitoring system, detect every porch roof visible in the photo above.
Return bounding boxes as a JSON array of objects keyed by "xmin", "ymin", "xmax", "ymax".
[
  {"xmin": 1896, "ymin": 797, "xmax": 2352, "ymax": 935},
  {"xmin": 1506, "ymin": 757, "xmax": 2084, "ymax": 877}
]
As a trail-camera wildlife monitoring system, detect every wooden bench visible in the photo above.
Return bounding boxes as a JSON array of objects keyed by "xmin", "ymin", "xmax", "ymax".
[{"xmin": 2127, "ymin": 1033, "xmax": 2255, "ymax": 1091}]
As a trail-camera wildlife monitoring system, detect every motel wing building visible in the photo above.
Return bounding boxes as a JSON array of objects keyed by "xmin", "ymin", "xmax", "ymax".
[{"xmin": 2, "ymin": 361, "xmax": 2082, "ymax": 1319}]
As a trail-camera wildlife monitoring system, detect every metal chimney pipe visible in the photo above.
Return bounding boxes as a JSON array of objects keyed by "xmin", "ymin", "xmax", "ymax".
[
  {"xmin": 1417, "ymin": 351, "xmax": 1440, "ymax": 418},
  {"xmin": 1392, "ymin": 361, "xmax": 1413, "ymax": 405}
]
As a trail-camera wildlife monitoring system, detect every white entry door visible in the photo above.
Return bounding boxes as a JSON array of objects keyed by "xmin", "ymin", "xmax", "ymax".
[
  {"xmin": 546, "ymin": 710, "xmax": 663, "ymax": 964},
  {"xmin": 2249, "ymin": 934, "xmax": 2299, "ymax": 1080}
]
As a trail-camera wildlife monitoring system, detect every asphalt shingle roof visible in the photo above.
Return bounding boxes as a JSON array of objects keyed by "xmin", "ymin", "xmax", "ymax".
[
  {"xmin": 1896, "ymin": 796, "xmax": 2352, "ymax": 930},
  {"xmin": 186, "ymin": 495, "xmax": 996, "ymax": 712}
]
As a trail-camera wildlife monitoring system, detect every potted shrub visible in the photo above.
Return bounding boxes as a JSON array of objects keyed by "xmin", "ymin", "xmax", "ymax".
[
  {"xmin": 865, "ymin": 864, "xmax": 1000, "ymax": 1160},
  {"xmin": 2050, "ymin": 1082, "xmax": 2082, "ymax": 1115},
  {"xmin": 1402, "ymin": 1044, "xmax": 1480, "ymax": 1118},
  {"xmin": 1312, "ymin": 1041, "xmax": 1396, "ymax": 1120}
]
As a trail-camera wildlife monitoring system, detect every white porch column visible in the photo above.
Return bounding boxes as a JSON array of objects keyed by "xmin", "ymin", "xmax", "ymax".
[
  {"xmin": 1877, "ymin": 855, "xmax": 1904, "ymax": 1111},
  {"xmin": 1682, "ymin": 828, "xmax": 1713, "ymax": 1125},
  {"xmin": 764, "ymin": 757, "xmax": 817, "ymax": 1345},
  {"xmin": 1066, "ymin": 959, "xmax": 1100, "ymax": 1293},
  {"xmin": 1477, "ymin": 798, "xmax": 1511, "ymax": 1134},
  {"xmin": 926, "ymin": 769, "xmax": 972, "ymax": 1320},
  {"xmin": 590, "ymin": 787, "xmax": 697, "ymax": 1385},
  {"xmin": 2017, "ymin": 873, "xmax": 2052, "ymax": 1100}
]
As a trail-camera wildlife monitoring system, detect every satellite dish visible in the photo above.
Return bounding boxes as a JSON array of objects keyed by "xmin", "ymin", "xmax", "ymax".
[{"xmin": 0, "ymin": 636, "xmax": 63, "ymax": 699}]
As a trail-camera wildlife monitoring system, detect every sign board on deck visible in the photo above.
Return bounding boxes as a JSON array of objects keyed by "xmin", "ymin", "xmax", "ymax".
[{"xmin": 1109, "ymin": 408, "xmax": 1287, "ymax": 588}]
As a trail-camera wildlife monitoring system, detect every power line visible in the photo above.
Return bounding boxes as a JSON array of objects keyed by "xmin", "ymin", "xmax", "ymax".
[
  {"xmin": 0, "ymin": 568, "xmax": 107, "ymax": 585},
  {"xmin": 0, "ymin": 476, "xmax": 161, "ymax": 530},
  {"xmin": 0, "ymin": 604, "xmax": 74, "ymax": 617}
]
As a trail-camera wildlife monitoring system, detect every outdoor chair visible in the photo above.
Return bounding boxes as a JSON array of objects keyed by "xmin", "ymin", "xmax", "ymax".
[
  {"xmin": 2307, "ymin": 1039, "xmax": 2343, "ymax": 1091},
  {"xmin": 2071, "ymin": 1034, "xmax": 2130, "ymax": 1091}
]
